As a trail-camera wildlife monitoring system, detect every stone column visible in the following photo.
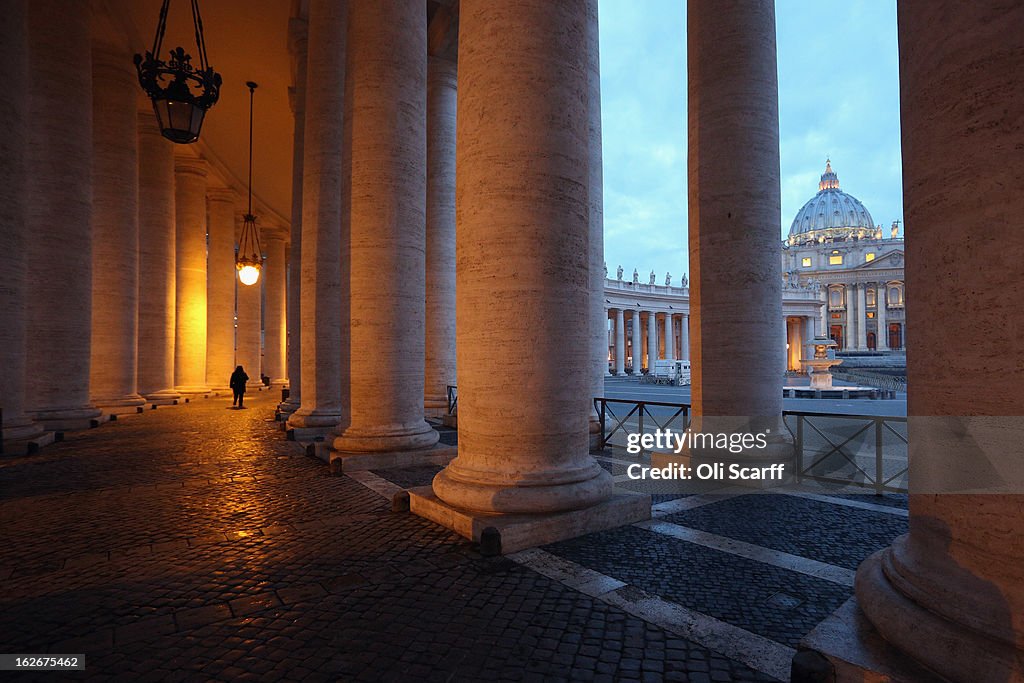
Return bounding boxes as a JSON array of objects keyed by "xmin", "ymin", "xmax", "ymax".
[
  {"xmin": 205, "ymin": 189, "xmax": 237, "ymax": 393},
  {"xmin": 614, "ymin": 309, "xmax": 626, "ymax": 375},
  {"xmin": 286, "ymin": 0, "xmax": 345, "ymax": 432},
  {"xmin": 414, "ymin": 0, "xmax": 644, "ymax": 552},
  {"xmin": 664, "ymin": 313, "xmax": 675, "ymax": 360},
  {"xmin": 605, "ymin": 309, "xmax": 612, "ymax": 376},
  {"xmin": 280, "ymin": 17, "xmax": 307, "ymax": 416},
  {"xmin": 586, "ymin": 0, "xmax": 606, "ymax": 431},
  {"xmin": 857, "ymin": 282, "xmax": 868, "ymax": 350},
  {"xmin": 0, "ymin": 0, "xmax": 47, "ymax": 447},
  {"xmin": 687, "ymin": 0, "xmax": 790, "ymax": 459},
  {"xmin": 24, "ymin": 0, "xmax": 102, "ymax": 430},
  {"xmin": 631, "ymin": 310, "xmax": 643, "ymax": 372},
  {"xmin": 173, "ymin": 155, "xmax": 210, "ymax": 395},
  {"xmin": 847, "ymin": 283, "xmax": 859, "ymax": 350},
  {"xmin": 876, "ymin": 282, "xmax": 888, "ymax": 350},
  {"xmin": 136, "ymin": 108, "xmax": 179, "ymax": 404},
  {"xmin": 814, "ymin": 4, "xmax": 1024, "ymax": 681},
  {"xmin": 263, "ymin": 232, "xmax": 287, "ymax": 385},
  {"xmin": 331, "ymin": 0, "xmax": 439, "ymax": 460},
  {"xmin": 235, "ymin": 223, "xmax": 263, "ymax": 390},
  {"xmin": 424, "ymin": 56, "xmax": 458, "ymax": 418},
  {"xmin": 89, "ymin": 46, "xmax": 145, "ymax": 414},
  {"xmin": 816, "ymin": 287, "xmax": 827, "ymax": 337},
  {"xmin": 680, "ymin": 313, "xmax": 690, "ymax": 360},
  {"xmin": 647, "ymin": 312, "xmax": 659, "ymax": 366}
]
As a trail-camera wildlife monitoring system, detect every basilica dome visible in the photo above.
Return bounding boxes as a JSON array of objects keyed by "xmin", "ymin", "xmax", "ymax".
[{"xmin": 788, "ymin": 161, "xmax": 878, "ymax": 243}]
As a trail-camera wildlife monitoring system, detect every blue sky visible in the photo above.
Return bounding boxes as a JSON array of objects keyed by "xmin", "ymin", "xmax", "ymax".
[{"xmin": 598, "ymin": 0, "xmax": 903, "ymax": 280}]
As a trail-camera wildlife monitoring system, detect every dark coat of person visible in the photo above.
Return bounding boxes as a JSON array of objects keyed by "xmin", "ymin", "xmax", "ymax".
[{"xmin": 230, "ymin": 367, "xmax": 249, "ymax": 393}]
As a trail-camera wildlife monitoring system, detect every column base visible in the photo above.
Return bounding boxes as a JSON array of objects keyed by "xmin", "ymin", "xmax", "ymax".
[
  {"xmin": 2, "ymin": 431, "xmax": 57, "ymax": 457},
  {"xmin": 424, "ymin": 395, "xmax": 448, "ymax": 419},
  {"xmin": 175, "ymin": 386, "xmax": 212, "ymax": 399},
  {"xmin": 205, "ymin": 385, "xmax": 231, "ymax": 397},
  {"xmin": 287, "ymin": 408, "xmax": 342, "ymax": 431},
  {"xmin": 277, "ymin": 399, "xmax": 299, "ymax": 417},
  {"xmin": 271, "ymin": 378, "xmax": 288, "ymax": 387},
  {"xmin": 329, "ymin": 442, "xmax": 456, "ymax": 473},
  {"xmin": 94, "ymin": 395, "xmax": 147, "ymax": 415},
  {"xmin": 409, "ymin": 486, "xmax": 651, "ymax": 555},
  {"xmin": 331, "ymin": 421, "xmax": 440, "ymax": 454},
  {"xmin": 795, "ymin": 593, "xmax": 945, "ymax": 682},
  {"xmin": 31, "ymin": 406, "xmax": 105, "ymax": 432},
  {"xmin": 143, "ymin": 389, "xmax": 181, "ymax": 406}
]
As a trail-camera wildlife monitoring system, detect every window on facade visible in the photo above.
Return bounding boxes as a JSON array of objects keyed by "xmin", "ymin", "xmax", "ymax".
[
  {"xmin": 829, "ymin": 250, "xmax": 843, "ymax": 265},
  {"xmin": 888, "ymin": 285, "xmax": 903, "ymax": 306},
  {"xmin": 801, "ymin": 257, "xmax": 812, "ymax": 267},
  {"xmin": 866, "ymin": 288, "xmax": 876, "ymax": 307},
  {"xmin": 865, "ymin": 252, "xmax": 876, "ymax": 262},
  {"xmin": 829, "ymin": 287, "xmax": 843, "ymax": 307}
]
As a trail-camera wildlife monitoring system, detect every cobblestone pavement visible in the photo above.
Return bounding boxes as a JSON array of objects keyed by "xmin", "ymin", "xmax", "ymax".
[{"xmin": 2, "ymin": 392, "xmax": 784, "ymax": 682}]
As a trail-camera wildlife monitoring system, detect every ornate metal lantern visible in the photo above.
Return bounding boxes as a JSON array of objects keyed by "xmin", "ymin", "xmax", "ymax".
[
  {"xmin": 134, "ymin": 0, "xmax": 222, "ymax": 144},
  {"xmin": 236, "ymin": 82, "xmax": 263, "ymax": 286}
]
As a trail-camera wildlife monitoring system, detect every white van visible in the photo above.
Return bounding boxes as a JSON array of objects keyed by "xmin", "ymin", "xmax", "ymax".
[{"xmin": 652, "ymin": 359, "xmax": 691, "ymax": 385}]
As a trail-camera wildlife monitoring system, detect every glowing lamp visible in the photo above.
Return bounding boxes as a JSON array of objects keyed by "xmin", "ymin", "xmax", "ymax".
[
  {"xmin": 237, "ymin": 263, "xmax": 260, "ymax": 286},
  {"xmin": 235, "ymin": 82, "xmax": 264, "ymax": 286}
]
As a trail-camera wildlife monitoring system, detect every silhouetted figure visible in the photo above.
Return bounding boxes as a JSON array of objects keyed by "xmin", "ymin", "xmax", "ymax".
[{"xmin": 230, "ymin": 365, "xmax": 249, "ymax": 408}]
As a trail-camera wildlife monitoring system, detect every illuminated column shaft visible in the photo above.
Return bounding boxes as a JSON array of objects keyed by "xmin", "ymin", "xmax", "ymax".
[
  {"xmin": 680, "ymin": 313, "xmax": 690, "ymax": 360},
  {"xmin": 0, "ymin": 0, "xmax": 46, "ymax": 444},
  {"xmin": 332, "ymin": 0, "xmax": 438, "ymax": 454},
  {"xmin": 205, "ymin": 189, "xmax": 237, "ymax": 393},
  {"xmin": 287, "ymin": 0, "xmax": 344, "ymax": 430},
  {"xmin": 424, "ymin": 56, "xmax": 458, "ymax": 417},
  {"xmin": 281, "ymin": 18, "xmax": 307, "ymax": 415},
  {"xmin": 631, "ymin": 310, "xmax": 642, "ymax": 371},
  {"xmin": 264, "ymin": 233, "xmax": 287, "ymax": 385},
  {"xmin": 688, "ymin": 0, "xmax": 786, "ymax": 425},
  {"xmin": 173, "ymin": 155, "xmax": 210, "ymax": 394},
  {"xmin": 136, "ymin": 109, "xmax": 179, "ymax": 401},
  {"xmin": 89, "ymin": 45, "xmax": 144, "ymax": 412},
  {"xmin": 614, "ymin": 309, "xmax": 625, "ymax": 374},
  {"xmin": 876, "ymin": 283, "xmax": 888, "ymax": 350},
  {"xmin": 664, "ymin": 313, "xmax": 674, "ymax": 360},
  {"xmin": 647, "ymin": 312, "xmax": 658, "ymax": 367},
  {"xmin": 586, "ymin": 0, "xmax": 605, "ymax": 422},
  {"xmin": 849, "ymin": 4, "xmax": 1024, "ymax": 681},
  {"xmin": 431, "ymin": 0, "xmax": 612, "ymax": 514},
  {"xmin": 25, "ymin": 0, "xmax": 102, "ymax": 429}
]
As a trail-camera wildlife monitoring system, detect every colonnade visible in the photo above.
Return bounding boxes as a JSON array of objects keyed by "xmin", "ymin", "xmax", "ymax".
[
  {"xmin": 822, "ymin": 280, "xmax": 903, "ymax": 351},
  {"xmin": 606, "ymin": 310, "xmax": 690, "ymax": 374},
  {"xmin": 0, "ymin": 1, "xmax": 288, "ymax": 452}
]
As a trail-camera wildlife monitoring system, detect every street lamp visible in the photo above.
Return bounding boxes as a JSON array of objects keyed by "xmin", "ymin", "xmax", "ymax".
[{"xmin": 236, "ymin": 81, "xmax": 263, "ymax": 286}]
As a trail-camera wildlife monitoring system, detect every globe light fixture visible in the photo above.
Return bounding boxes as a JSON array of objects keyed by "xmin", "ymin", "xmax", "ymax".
[
  {"xmin": 134, "ymin": 0, "xmax": 222, "ymax": 144},
  {"xmin": 236, "ymin": 81, "xmax": 263, "ymax": 286}
]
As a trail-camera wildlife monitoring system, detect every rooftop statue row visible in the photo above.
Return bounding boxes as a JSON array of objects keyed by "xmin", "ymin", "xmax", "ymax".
[{"xmin": 605, "ymin": 263, "xmax": 687, "ymax": 288}]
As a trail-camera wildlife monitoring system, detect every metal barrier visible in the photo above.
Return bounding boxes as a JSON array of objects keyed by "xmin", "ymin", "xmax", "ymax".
[
  {"xmin": 446, "ymin": 385, "xmax": 458, "ymax": 416},
  {"xmin": 595, "ymin": 397, "xmax": 691, "ymax": 450},
  {"xmin": 831, "ymin": 368, "xmax": 907, "ymax": 394},
  {"xmin": 783, "ymin": 411, "xmax": 908, "ymax": 493}
]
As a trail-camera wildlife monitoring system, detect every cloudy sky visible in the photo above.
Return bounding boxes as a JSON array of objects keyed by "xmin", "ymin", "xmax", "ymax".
[{"xmin": 598, "ymin": 0, "xmax": 903, "ymax": 281}]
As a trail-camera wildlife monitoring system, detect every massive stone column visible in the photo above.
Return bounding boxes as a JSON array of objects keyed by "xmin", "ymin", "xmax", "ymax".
[
  {"xmin": 136, "ymin": 108, "xmax": 179, "ymax": 404},
  {"xmin": 90, "ymin": 45, "xmax": 145, "ymax": 414},
  {"xmin": 286, "ymin": 0, "xmax": 344, "ymax": 433},
  {"xmin": 876, "ymin": 283, "xmax": 888, "ymax": 350},
  {"xmin": 412, "ymin": 0, "xmax": 646, "ymax": 554},
  {"xmin": 586, "ymin": 0, "xmax": 606, "ymax": 435},
  {"xmin": 680, "ymin": 313, "xmax": 690, "ymax": 360},
  {"xmin": 263, "ymin": 232, "xmax": 287, "ymax": 386},
  {"xmin": 856, "ymin": 282, "xmax": 868, "ymax": 350},
  {"xmin": 205, "ymin": 188, "xmax": 237, "ymax": 394},
  {"xmin": 664, "ymin": 314, "xmax": 675, "ymax": 360},
  {"xmin": 631, "ymin": 310, "xmax": 642, "ymax": 372},
  {"xmin": 24, "ymin": 0, "xmax": 102, "ymax": 430},
  {"xmin": 839, "ymin": 4, "xmax": 1024, "ymax": 681},
  {"xmin": 687, "ymin": 0, "xmax": 790, "ymax": 461},
  {"xmin": 0, "ymin": 0, "xmax": 47, "ymax": 448},
  {"xmin": 818, "ymin": 287, "xmax": 828, "ymax": 338},
  {"xmin": 280, "ymin": 17, "xmax": 307, "ymax": 416},
  {"xmin": 647, "ymin": 312, "xmax": 659, "ymax": 367},
  {"xmin": 331, "ymin": 0, "xmax": 440, "ymax": 460},
  {"xmin": 614, "ymin": 309, "xmax": 626, "ymax": 375},
  {"xmin": 235, "ymin": 223, "xmax": 263, "ymax": 390},
  {"xmin": 423, "ymin": 56, "xmax": 458, "ymax": 418},
  {"xmin": 173, "ymin": 155, "xmax": 210, "ymax": 395}
]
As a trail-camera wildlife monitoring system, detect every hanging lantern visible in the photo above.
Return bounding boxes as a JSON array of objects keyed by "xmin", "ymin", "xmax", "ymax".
[
  {"xmin": 134, "ymin": 0, "xmax": 222, "ymax": 144},
  {"xmin": 236, "ymin": 82, "xmax": 263, "ymax": 286}
]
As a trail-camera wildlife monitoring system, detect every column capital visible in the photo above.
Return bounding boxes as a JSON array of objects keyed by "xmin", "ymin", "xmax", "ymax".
[
  {"xmin": 206, "ymin": 187, "xmax": 237, "ymax": 204},
  {"xmin": 173, "ymin": 154, "xmax": 208, "ymax": 177}
]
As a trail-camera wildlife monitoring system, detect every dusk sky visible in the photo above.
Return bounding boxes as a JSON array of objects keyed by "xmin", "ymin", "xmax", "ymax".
[{"xmin": 598, "ymin": 0, "xmax": 903, "ymax": 282}]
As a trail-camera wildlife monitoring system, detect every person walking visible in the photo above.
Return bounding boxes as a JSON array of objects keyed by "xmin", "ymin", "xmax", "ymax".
[{"xmin": 230, "ymin": 365, "xmax": 249, "ymax": 408}]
